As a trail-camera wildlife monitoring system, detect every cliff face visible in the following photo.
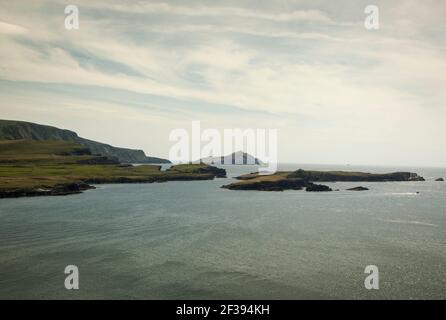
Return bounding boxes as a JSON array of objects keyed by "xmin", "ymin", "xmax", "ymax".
[{"xmin": 0, "ymin": 120, "xmax": 170, "ymax": 164}]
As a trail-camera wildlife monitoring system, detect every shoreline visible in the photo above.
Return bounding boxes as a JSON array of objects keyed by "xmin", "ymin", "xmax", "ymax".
[{"xmin": 222, "ymin": 169, "xmax": 426, "ymax": 192}]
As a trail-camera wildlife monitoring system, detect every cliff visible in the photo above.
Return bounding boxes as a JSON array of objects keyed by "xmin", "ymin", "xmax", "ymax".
[{"xmin": 0, "ymin": 119, "xmax": 170, "ymax": 164}]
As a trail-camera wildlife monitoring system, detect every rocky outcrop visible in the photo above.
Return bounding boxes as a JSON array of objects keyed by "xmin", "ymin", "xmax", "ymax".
[
  {"xmin": 0, "ymin": 119, "xmax": 170, "ymax": 163},
  {"xmin": 193, "ymin": 165, "xmax": 227, "ymax": 178},
  {"xmin": 347, "ymin": 186, "xmax": 369, "ymax": 191},
  {"xmin": 306, "ymin": 184, "xmax": 332, "ymax": 192},
  {"xmin": 435, "ymin": 177, "xmax": 444, "ymax": 181},
  {"xmin": 222, "ymin": 178, "xmax": 306, "ymax": 191},
  {"xmin": 0, "ymin": 183, "xmax": 95, "ymax": 198}
]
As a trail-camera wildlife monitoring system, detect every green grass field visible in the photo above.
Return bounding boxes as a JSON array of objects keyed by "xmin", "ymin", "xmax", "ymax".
[{"xmin": 0, "ymin": 140, "xmax": 221, "ymax": 194}]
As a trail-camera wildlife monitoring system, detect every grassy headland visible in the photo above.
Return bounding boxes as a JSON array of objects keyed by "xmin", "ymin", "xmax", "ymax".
[{"xmin": 0, "ymin": 140, "xmax": 226, "ymax": 198}]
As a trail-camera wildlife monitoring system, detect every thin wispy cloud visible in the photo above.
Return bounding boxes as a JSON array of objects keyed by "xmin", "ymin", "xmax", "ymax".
[{"xmin": 0, "ymin": 0, "xmax": 445, "ymax": 165}]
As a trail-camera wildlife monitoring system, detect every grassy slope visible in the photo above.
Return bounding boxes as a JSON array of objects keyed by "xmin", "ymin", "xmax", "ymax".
[
  {"xmin": 0, "ymin": 139, "xmax": 92, "ymax": 163},
  {"xmin": 0, "ymin": 140, "xmax": 217, "ymax": 192},
  {"xmin": 0, "ymin": 119, "xmax": 171, "ymax": 163}
]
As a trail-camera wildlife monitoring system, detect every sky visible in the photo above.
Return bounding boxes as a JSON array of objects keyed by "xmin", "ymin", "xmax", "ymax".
[{"xmin": 0, "ymin": 0, "xmax": 445, "ymax": 166}]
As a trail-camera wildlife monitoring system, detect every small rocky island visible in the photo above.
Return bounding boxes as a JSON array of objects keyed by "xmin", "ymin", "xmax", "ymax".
[
  {"xmin": 200, "ymin": 151, "xmax": 263, "ymax": 165},
  {"xmin": 222, "ymin": 169, "xmax": 425, "ymax": 192},
  {"xmin": 435, "ymin": 177, "xmax": 444, "ymax": 181},
  {"xmin": 347, "ymin": 186, "xmax": 369, "ymax": 191}
]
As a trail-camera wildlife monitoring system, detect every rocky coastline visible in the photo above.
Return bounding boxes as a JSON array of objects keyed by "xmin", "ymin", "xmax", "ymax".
[
  {"xmin": 0, "ymin": 139, "xmax": 227, "ymax": 199},
  {"xmin": 222, "ymin": 169, "xmax": 426, "ymax": 192},
  {"xmin": 0, "ymin": 183, "xmax": 96, "ymax": 198},
  {"xmin": 0, "ymin": 164, "xmax": 226, "ymax": 199}
]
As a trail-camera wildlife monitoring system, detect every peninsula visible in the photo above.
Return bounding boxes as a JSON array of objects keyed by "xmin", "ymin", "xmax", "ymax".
[{"xmin": 0, "ymin": 139, "xmax": 226, "ymax": 198}]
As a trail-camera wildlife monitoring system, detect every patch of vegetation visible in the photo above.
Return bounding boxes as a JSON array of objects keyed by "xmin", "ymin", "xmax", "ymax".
[
  {"xmin": 223, "ymin": 169, "xmax": 425, "ymax": 191},
  {"xmin": 0, "ymin": 140, "xmax": 226, "ymax": 198},
  {"xmin": 0, "ymin": 139, "xmax": 92, "ymax": 164}
]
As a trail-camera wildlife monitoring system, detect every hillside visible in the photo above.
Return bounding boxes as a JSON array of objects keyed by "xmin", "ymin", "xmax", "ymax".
[{"xmin": 0, "ymin": 119, "xmax": 170, "ymax": 163}]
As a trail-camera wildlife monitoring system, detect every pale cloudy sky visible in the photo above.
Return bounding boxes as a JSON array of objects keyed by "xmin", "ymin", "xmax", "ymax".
[{"xmin": 0, "ymin": 0, "xmax": 445, "ymax": 166}]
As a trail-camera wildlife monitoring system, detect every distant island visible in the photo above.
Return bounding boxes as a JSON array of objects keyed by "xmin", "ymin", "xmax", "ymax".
[
  {"xmin": 200, "ymin": 151, "xmax": 263, "ymax": 165},
  {"xmin": 0, "ymin": 119, "xmax": 170, "ymax": 164},
  {"xmin": 0, "ymin": 133, "xmax": 226, "ymax": 199},
  {"xmin": 222, "ymin": 169, "xmax": 425, "ymax": 192}
]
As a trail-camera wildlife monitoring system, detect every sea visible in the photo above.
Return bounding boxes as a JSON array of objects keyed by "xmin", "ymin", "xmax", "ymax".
[{"xmin": 0, "ymin": 164, "xmax": 445, "ymax": 299}]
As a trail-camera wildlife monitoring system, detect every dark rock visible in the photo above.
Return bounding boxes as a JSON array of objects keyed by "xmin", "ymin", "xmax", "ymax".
[
  {"xmin": 347, "ymin": 186, "xmax": 369, "ymax": 191},
  {"xmin": 435, "ymin": 177, "xmax": 444, "ymax": 181},
  {"xmin": 50, "ymin": 183, "xmax": 95, "ymax": 196},
  {"xmin": 222, "ymin": 178, "xmax": 306, "ymax": 191},
  {"xmin": 0, "ymin": 183, "xmax": 96, "ymax": 198},
  {"xmin": 193, "ymin": 165, "xmax": 227, "ymax": 178},
  {"xmin": 305, "ymin": 183, "xmax": 332, "ymax": 192}
]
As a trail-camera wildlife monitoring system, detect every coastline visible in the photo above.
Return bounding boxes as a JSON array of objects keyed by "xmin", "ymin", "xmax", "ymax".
[
  {"xmin": 222, "ymin": 169, "xmax": 426, "ymax": 191},
  {"xmin": 0, "ymin": 165, "xmax": 227, "ymax": 199},
  {"xmin": 0, "ymin": 139, "xmax": 227, "ymax": 199}
]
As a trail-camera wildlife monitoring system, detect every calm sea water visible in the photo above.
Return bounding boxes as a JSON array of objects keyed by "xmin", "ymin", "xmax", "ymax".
[{"xmin": 0, "ymin": 164, "xmax": 445, "ymax": 299}]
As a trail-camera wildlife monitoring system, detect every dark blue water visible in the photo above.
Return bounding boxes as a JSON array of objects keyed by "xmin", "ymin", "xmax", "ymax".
[{"xmin": 0, "ymin": 164, "xmax": 445, "ymax": 299}]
